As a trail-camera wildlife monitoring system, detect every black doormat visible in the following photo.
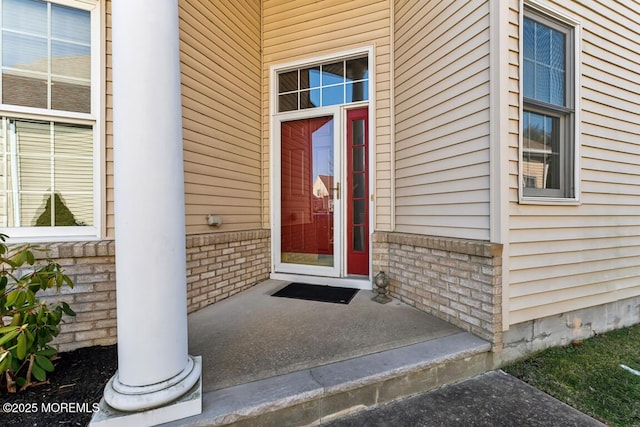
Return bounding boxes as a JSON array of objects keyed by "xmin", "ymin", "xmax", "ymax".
[{"xmin": 272, "ymin": 282, "xmax": 359, "ymax": 304}]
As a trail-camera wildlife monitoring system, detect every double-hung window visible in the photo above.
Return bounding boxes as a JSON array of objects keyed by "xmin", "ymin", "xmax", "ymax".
[
  {"xmin": 0, "ymin": 0, "xmax": 99, "ymax": 239},
  {"xmin": 522, "ymin": 5, "xmax": 577, "ymax": 200}
]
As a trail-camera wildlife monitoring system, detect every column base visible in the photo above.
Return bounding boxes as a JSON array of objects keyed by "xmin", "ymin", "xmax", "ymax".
[{"xmin": 90, "ymin": 356, "xmax": 202, "ymax": 426}]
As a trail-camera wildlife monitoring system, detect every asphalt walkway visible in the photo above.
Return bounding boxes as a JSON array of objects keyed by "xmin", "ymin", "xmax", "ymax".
[{"xmin": 322, "ymin": 370, "xmax": 605, "ymax": 427}]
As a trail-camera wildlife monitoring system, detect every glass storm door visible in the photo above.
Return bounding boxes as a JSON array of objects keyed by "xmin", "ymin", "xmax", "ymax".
[{"xmin": 279, "ymin": 115, "xmax": 340, "ymax": 276}]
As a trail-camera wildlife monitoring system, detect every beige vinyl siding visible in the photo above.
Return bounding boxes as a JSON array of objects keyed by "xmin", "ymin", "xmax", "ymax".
[
  {"xmin": 508, "ymin": 0, "xmax": 640, "ymax": 325},
  {"xmin": 394, "ymin": 0, "xmax": 491, "ymax": 241},
  {"xmin": 179, "ymin": 0, "xmax": 262, "ymax": 234},
  {"xmin": 105, "ymin": 0, "xmax": 114, "ymax": 238},
  {"xmin": 262, "ymin": 0, "xmax": 392, "ymax": 230}
]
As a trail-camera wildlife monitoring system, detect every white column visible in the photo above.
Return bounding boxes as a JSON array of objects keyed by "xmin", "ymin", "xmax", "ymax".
[{"xmin": 104, "ymin": 0, "xmax": 201, "ymax": 412}]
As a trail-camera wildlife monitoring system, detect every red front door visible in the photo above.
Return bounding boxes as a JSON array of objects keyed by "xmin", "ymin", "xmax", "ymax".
[{"xmin": 346, "ymin": 107, "xmax": 369, "ymax": 276}]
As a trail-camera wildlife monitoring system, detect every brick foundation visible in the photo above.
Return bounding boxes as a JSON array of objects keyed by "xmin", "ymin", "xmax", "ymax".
[
  {"xmin": 31, "ymin": 241, "xmax": 117, "ymax": 353},
  {"xmin": 186, "ymin": 229, "xmax": 271, "ymax": 313},
  {"xmin": 18, "ymin": 229, "xmax": 270, "ymax": 351},
  {"xmin": 373, "ymin": 232, "xmax": 503, "ymax": 348}
]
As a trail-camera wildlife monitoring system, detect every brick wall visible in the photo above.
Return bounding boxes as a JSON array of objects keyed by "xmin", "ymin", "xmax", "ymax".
[
  {"xmin": 17, "ymin": 229, "xmax": 270, "ymax": 351},
  {"xmin": 373, "ymin": 232, "xmax": 503, "ymax": 349},
  {"xmin": 185, "ymin": 229, "xmax": 270, "ymax": 313},
  {"xmin": 32, "ymin": 241, "xmax": 117, "ymax": 353}
]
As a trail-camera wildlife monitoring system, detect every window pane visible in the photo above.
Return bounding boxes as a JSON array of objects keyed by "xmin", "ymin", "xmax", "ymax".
[
  {"xmin": 353, "ymin": 199, "xmax": 365, "ymax": 224},
  {"xmin": 352, "ymin": 146, "xmax": 365, "ymax": 172},
  {"xmin": 51, "ymin": 4, "xmax": 90, "ymax": 44},
  {"xmin": 353, "ymin": 226, "xmax": 364, "ymax": 252},
  {"xmin": 346, "ymin": 81, "xmax": 368, "ymax": 102},
  {"xmin": 550, "ymin": 69, "xmax": 564, "ymax": 105},
  {"xmin": 346, "ymin": 57, "xmax": 368, "ymax": 81},
  {"xmin": 2, "ymin": 0, "xmax": 47, "ymax": 35},
  {"xmin": 353, "ymin": 173, "xmax": 365, "ymax": 198},
  {"xmin": 20, "ymin": 193, "xmax": 46, "ymax": 226},
  {"xmin": 52, "ymin": 41, "xmax": 91, "ymax": 79},
  {"xmin": 300, "ymin": 89, "xmax": 320, "ymax": 109},
  {"xmin": 321, "ymin": 85, "xmax": 343, "ymax": 106},
  {"xmin": 523, "ymin": 59, "xmax": 535, "ymax": 99},
  {"xmin": 14, "ymin": 119, "xmax": 49, "ymax": 154},
  {"xmin": 51, "ymin": 77, "xmax": 91, "ymax": 113},
  {"xmin": 277, "ymin": 56, "xmax": 368, "ymax": 112},
  {"xmin": 321, "ymin": 62, "xmax": 343, "ymax": 86},
  {"xmin": 534, "ymin": 63, "xmax": 550, "ymax": 103},
  {"xmin": 2, "ymin": 31, "xmax": 48, "ymax": 71},
  {"xmin": 2, "ymin": 71, "xmax": 47, "ymax": 108},
  {"xmin": 523, "ymin": 110, "xmax": 561, "ymax": 190},
  {"xmin": 57, "ymin": 192, "xmax": 92, "ymax": 226},
  {"xmin": 535, "ymin": 24, "xmax": 551, "ymax": 64},
  {"xmin": 14, "ymin": 121, "xmax": 50, "ymax": 193},
  {"xmin": 0, "ymin": 119, "xmax": 93, "ymax": 228},
  {"xmin": 2, "ymin": 2, "xmax": 92, "ymax": 113},
  {"xmin": 278, "ymin": 70, "xmax": 297, "ymax": 93},
  {"xmin": 523, "ymin": 18, "xmax": 535, "ymax": 61},
  {"xmin": 54, "ymin": 123, "xmax": 93, "ymax": 157},
  {"xmin": 300, "ymin": 66, "xmax": 320, "ymax": 89},
  {"xmin": 523, "ymin": 16, "xmax": 567, "ymax": 107},
  {"xmin": 278, "ymin": 93, "xmax": 297, "ymax": 112},
  {"xmin": 550, "ymin": 31, "xmax": 565, "ymax": 70}
]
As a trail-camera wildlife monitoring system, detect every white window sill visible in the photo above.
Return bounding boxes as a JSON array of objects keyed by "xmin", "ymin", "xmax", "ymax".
[
  {"xmin": 518, "ymin": 197, "xmax": 580, "ymax": 206},
  {"xmin": 1, "ymin": 227, "xmax": 101, "ymax": 244}
]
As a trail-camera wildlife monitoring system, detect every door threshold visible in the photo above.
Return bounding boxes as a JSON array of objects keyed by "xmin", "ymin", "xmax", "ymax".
[{"xmin": 270, "ymin": 273, "xmax": 372, "ymax": 290}]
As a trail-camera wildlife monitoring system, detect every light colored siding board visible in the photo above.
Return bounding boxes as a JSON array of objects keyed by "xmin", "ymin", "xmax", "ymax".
[
  {"xmin": 511, "ymin": 245, "xmax": 640, "ymax": 273},
  {"xmin": 396, "ymin": 122, "xmax": 488, "ymax": 160},
  {"xmin": 397, "ymin": 189, "xmax": 489, "ymax": 207},
  {"xmin": 510, "ymin": 286, "xmax": 640, "ymax": 325},
  {"xmin": 397, "ymin": 176, "xmax": 489, "ymax": 198},
  {"xmin": 182, "ymin": 121, "xmax": 259, "ymax": 161},
  {"xmin": 511, "ymin": 272, "xmax": 640, "ymax": 302},
  {"xmin": 510, "ymin": 235, "xmax": 640, "ymax": 258},
  {"xmin": 396, "ymin": 106, "xmax": 490, "ymax": 155},
  {"xmin": 507, "ymin": 0, "xmax": 640, "ymax": 325},
  {"xmin": 105, "ymin": 1, "xmax": 114, "ymax": 238},
  {"xmin": 180, "ymin": 0, "xmax": 262, "ymax": 233},
  {"xmin": 397, "ymin": 162, "xmax": 488, "ymax": 189},
  {"xmin": 183, "ymin": 151, "xmax": 260, "ymax": 181},
  {"xmin": 395, "ymin": 4, "xmax": 489, "ymax": 85},
  {"xmin": 181, "ymin": 1, "xmax": 260, "ymax": 73},
  {"xmin": 396, "ymin": 60, "xmax": 490, "ymax": 127},
  {"xmin": 397, "ymin": 146, "xmax": 490, "ymax": 181},
  {"xmin": 264, "ymin": 4, "xmax": 388, "ymax": 37},
  {"xmin": 394, "ymin": 0, "xmax": 491, "ymax": 240}
]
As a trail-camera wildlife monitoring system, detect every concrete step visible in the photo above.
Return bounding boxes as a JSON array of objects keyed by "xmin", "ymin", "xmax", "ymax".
[{"xmin": 164, "ymin": 332, "xmax": 492, "ymax": 427}]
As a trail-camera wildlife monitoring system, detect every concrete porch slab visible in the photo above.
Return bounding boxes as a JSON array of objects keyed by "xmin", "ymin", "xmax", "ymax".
[
  {"xmin": 187, "ymin": 279, "xmax": 463, "ymax": 392},
  {"xmin": 158, "ymin": 280, "xmax": 492, "ymax": 425}
]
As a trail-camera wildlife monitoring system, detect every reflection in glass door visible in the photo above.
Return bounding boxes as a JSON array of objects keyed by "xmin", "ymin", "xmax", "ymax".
[{"xmin": 280, "ymin": 116, "xmax": 336, "ymax": 268}]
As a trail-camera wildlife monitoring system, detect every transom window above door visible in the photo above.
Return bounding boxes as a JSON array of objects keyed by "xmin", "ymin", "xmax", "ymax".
[{"xmin": 277, "ymin": 56, "xmax": 368, "ymax": 112}]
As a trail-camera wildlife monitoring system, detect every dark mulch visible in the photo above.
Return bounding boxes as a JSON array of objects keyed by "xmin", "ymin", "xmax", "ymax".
[{"xmin": 1, "ymin": 345, "xmax": 117, "ymax": 427}]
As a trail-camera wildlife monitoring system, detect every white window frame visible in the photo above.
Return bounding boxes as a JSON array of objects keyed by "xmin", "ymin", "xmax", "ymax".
[
  {"xmin": 0, "ymin": 0, "xmax": 102, "ymax": 241},
  {"xmin": 519, "ymin": 0, "xmax": 581, "ymax": 205}
]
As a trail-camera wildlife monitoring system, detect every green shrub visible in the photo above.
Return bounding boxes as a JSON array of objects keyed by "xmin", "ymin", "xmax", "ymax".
[{"xmin": 0, "ymin": 234, "xmax": 75, "ymax": 393}]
